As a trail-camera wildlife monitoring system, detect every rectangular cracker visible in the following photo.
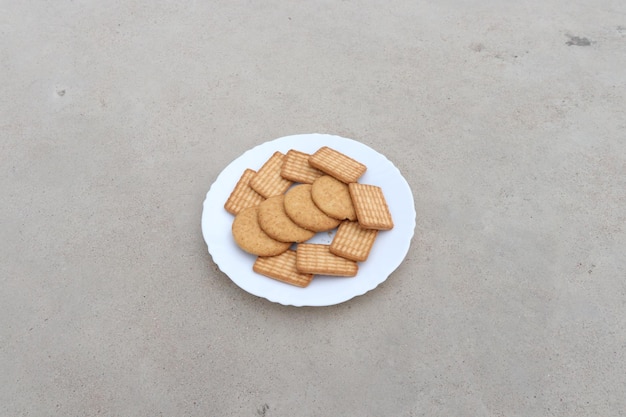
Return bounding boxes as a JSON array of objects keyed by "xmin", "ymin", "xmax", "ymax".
[
  {"xmin": 224, "ymin": 168, "xmax": 266, "ymax": 215},
  {"xmin": 348, "ymin": 183, "xmax": 394, "ymax": 230},
  {"xmin": 308, "ymin": 146, "xmax": 367, "ymax": 183},
  {"xmin": 253, "ymin": 250, "xmax": 314, "ymax": 288},
  {"xmin": 250, "ymin": 151, "xmax": 294, "ymax": 198},
  {"xmin": 281, "ymin": 149, "xmax": 325, "ymax": 184},
  {"xmin": 296, "ymin": 243, "xmax": 358, "ymax": 277},
  {"xmin": 330, "ymin": 220, "xmax": 379, "ymax": 262}
]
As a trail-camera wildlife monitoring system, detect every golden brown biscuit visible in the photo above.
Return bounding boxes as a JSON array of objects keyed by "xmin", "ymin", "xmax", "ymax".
[
  {"xmin": 311, "ymin": 175, "xmax": 356, "ymax": 221},
  {"xmin": 283, "ymin": 184, "xmax": 341, "ymax": 232},
  {"xmin": 348, "ymin": 183, "xmax": 394, "ymax": 230},
  {"xmin": 224, "ymin": 168, "xmax": 266, "ymax": 215},
  {"xmin": 253, "ymin": 250, "xmax": 314, "ymax": 288},
  {"xmin": 296, "ymin": 243, "xmax": 358, "ymax": 277},
  {"xmin": 281, "ymin": 149, "xmax": 325, "ymax": 184},
  {"xmin": 330, "ymin": 220, "xmax": 378, "ymax": 262},
  {"xmin": 231, "ymin": 206, "xmax": 291, "ymax": 256},
  {"xmin": 308, "ymin": 146, "xmax": 367, "ymax": 183},
  {"xmin": 250, "ymin": 152, "xmax": 293, "ymax": 198},
  {"xmin": 257, "ymin": 195, "xmax": 315, "ymax": 243}
]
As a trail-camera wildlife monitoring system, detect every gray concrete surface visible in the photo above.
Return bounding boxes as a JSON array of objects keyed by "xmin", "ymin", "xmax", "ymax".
[{"xmin": 1, "ymin": 0, "xmax": 625, "ymax": 416}]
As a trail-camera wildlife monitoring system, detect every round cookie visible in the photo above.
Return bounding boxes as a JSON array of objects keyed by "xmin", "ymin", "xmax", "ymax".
[
  {"xmin": 258, "ymin": 195, "xmax": 315, "ymax": 243},
  {"xmin": 231, "ymin": 206, "xmax": 291, "ymax": 256},
  {"xmin": 311, "ymin": 175, "xmax": 357, "ymax": 221},
  {"xmin": 283, "ymin": 184, "xmax": 341, "ymax": 232}
]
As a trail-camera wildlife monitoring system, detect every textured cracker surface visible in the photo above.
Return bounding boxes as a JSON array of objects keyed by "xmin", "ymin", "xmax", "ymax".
[
  {"xmin": 249, "ymin": 151, "xmax": 293, "ymax": 198},
  {"xmin": 309, "ymin": 146, "xmax": 367, "ymax": 183},
  {"xmin": 311, "ymin": 175, "xmax": 357, "ymax": 221},
  {"xmin": 296, "ymin": 244, "xmax": 358, "ymax": 277},
  {"xmin": 349, "ymin": 183, "xmax": 394, "ymax": 230},
  {"xmin": 253, "ymin": 250, "xmax": 314, "ymax": 288},
  {"xmin": 257, "ymin": 195, "xmax": 315, "ymax": 243},
  {"xmin": 283, "ymin": 184, "xmax": 341, "ymax": 232},
  {"xmin": 330, "ymin": 221, "xmax": 379, "ymax": 262},
  {"xmin": 224, "ymin": 168, "xmax": 265, "ymax": 214},
  {"xmin": 231, "ymin": 207, "xmax": 291, "ymax": 256},
  {"xmin": 281, "ymin": 149, "xmax": 325, "ymax": 184}
]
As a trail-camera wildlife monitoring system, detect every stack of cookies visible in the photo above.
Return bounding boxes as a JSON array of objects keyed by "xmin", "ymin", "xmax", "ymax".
[{"xmin": 224, "ymin": 146, "xmax": 394, "ymax": 288}]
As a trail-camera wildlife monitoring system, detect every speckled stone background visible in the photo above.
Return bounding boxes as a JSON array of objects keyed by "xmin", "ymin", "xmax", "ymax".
[{"xmin": 1, "ymin": 1, "xmax": 625, "ymax": 416}]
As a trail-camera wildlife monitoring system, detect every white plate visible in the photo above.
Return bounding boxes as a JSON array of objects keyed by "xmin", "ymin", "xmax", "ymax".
[{"xmin": 201, "ymin": 133, "xmax": 415, "ymax": 307}]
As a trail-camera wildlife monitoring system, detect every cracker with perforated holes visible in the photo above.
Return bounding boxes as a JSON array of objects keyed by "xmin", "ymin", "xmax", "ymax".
[
  {"xmin": 308, "ymin": 146, "xmax": 367, "ymax": 183},
  {"xmin": 348, "ymin": 183, "xmax": 394, "ymax": 230},
  {"xmin": 224, "ymin": 168, "xmax": 266, "ymax": 215},
  {"xmin": 249, "ymin": 151, "xmax": 293, "ymax": 198},
  {"xmin": 281, "ymin": 149, "xmax": 325, "ymax": 184},
  {"xmin": 330, "ymin": 220, "xmax": 379, "ymax": 262},
  {"xmin": 296, "ymin": 243, "xmax": 358, "ymax": 277},
  {"xmin": 253, "ymin": 250, "xmax": 314, "ymax": 288}
]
